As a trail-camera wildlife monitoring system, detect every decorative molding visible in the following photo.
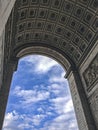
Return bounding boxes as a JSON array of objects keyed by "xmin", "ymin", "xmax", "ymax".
[
  {"xmin": 8, "ymin": 0, "xmax": 98, "ymax": 65},
  {"xmin": 16, "ymin": 46, "xmax": 70, "ymax": 71},
  {"xmin": 89, "ymin": 87, "xmax": 98, "ymax": 128},
  {"xmin": 83, "ymin": 53, "xmax": 98, "ymax": 92}
]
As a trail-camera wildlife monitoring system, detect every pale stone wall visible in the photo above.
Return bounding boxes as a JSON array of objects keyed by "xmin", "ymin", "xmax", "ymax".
[
  {"xmin": 67, "ymin": 71, "xmax": 96, "ymax": 130},
  {"xmin": 79, "ymin": 40, "xmax": 98, "ymax": 96},
  {"xmin": 0, "ymin": 0, "xmax": 16, "ymax": 35},
  {"xmin": 0, "ymin": 30, "xmax": 5, "ymax": 88},
  {"xmin": 89, "ymin": 85, "xmax": 98, "ymax": 128},
  {"xmin": 0, "ymin": 0, "xmax": 16, "ymax": 88},
  {"xmin": 79, "ymin": 41, "xmax": 98, "ymax": 129},
  {"xmin": 0, "ymin": 0, "xmax": 98, "ymax": 129},
  {"xmin": 67, "ymin": 72, "xmax": 87, "ymax": 130}
]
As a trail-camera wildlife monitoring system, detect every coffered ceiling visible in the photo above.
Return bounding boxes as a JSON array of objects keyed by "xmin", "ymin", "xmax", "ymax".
[{"xmin": 5, "ymin": 0, "xmax": 98, "ymax": 66}]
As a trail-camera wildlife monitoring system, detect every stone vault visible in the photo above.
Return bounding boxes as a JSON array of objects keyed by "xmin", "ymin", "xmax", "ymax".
[{"xmin": 0, "ymin": 0, "xmax": 98, "ymax": 130}]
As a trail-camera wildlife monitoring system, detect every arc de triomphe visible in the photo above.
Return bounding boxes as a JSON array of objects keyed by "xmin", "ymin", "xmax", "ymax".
[{"xmin": 0, "ymin": 0, "xmax": 98, "ymax": 130}]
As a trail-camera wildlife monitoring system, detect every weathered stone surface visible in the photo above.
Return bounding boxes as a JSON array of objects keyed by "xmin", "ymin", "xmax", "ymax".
[
  {"xmin": 0, "ymin": 0, "xmax": 16, "ymax": 35},
  {"xmin": 67, "ymin": 71, "xmax": 97, "ymax": 130},
  {"xmin": 84, "ymin": 54, "xmax": 98, "ymax": 92},
  {"xmin": 79, "ymin": 41, "xmax": 98, "ymax": 129},
  {"xmin": 11, "ymin": 0, "xmax": 98, "ymax": 65},
  {"xmin": 79, "ymin": 41, "xmax": 98, "ymax": 94},
  {"xmin": 0, "ymin": 31, "xmax": 4, "ymax": 88},
  {"xmin": 0, "ymin": 0, "xmax": 98, "ymax": 130},
  {"xmin": 89, "ymin": 86, "xmax": 98, "ymax": 128},
  {"xmin": 0, "ymin": 0, "xmax": 16, "ymax": 88},
  {"xmin": 68, "ymin": 72, "xmax": 87, "ymax": 130}
]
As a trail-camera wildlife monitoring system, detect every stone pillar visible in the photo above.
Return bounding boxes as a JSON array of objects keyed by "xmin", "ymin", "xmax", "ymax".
[
  {"xmin": 0, "ymin": 0, "xmax": 16, "ymax": 35},
  {"xmin": 66, "ymin": 69, "xmax": 97, "ymax": 130},
  {"xmin": 0, "ymin": 30, "xmax": 5, "ymax": 89},
  {"xmin": 0, "ymin": 59, "xmax": 18, "ymax": 130},
  {"xmin": 79, "ymin": 41, "xmax": 98, "ymax": 129}
]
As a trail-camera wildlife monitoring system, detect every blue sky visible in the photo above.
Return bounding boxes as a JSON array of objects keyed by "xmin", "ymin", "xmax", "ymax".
[{"xmin": 3, "ymin": 55, "xmax": 78, "ymax": 130}]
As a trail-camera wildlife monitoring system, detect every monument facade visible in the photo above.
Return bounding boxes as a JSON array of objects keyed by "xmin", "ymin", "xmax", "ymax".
[{"xmin": 0, "ymin": 0, "xmax": 98, "ymax": 130}]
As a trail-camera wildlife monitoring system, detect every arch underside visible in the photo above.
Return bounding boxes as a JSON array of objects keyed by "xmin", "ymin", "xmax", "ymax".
[
  {"xmin": 1, "ymin": 1, "xmax": 98, "ymax": 130},
  {"xmin": 4, "ymin": 0, "xmax": 98, "ymax": 71},
  {"xmin": 17, "ymin": 46, "xmax": 71, "ymax": 71}
]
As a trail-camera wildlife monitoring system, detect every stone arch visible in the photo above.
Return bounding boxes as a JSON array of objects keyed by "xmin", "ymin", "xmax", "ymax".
[
  {"xmin": 1, "ymin": 43, "xmax": 97, "ymax": 130},
  {"xmin": 0, "ymin": 0, "xmax": 98, "ymax": 130},
  {"xmin": 16, "ymin": 46, "xmax": 71, "ymax": 71},
  {"xmin": 6, "ymin": 0, "xmax": 97, "ymax": 67}
]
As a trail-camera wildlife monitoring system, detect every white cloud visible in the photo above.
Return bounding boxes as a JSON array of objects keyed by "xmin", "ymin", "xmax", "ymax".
[
  {"xmin": 39, "ymin": 112, "xmax": 78, "ymax": 130},
  {"xmin": 47, "ymin": 81, "xmax": 70, "ymax": 98},
  {"xmin": 3, "ymin": 55, "xmax": 79, "ymax": 130},
  {"xmin": 32, "ymin": 114, "xmax": 46, "ymax": 126},
  {"xmin": 21, "ymin": 55, "xmax": 59, "ymax": 74},
  {"xmin": 3, "ymin": 111, "xmax": 22, "ymax": 130},
  {"xmin": 3, "ymin": 110, "xmax": 78, "ymax": 130},
  {"xmin": 9, "ymin": 83, "xmax": 78, "ymax": 130},
  {"xmin": 49, "ymin": 71, "xmax": 66, "ymax": 83},
  {"xmin": 49, "ymin": 96, "xmax": 74, "ymax": 114},
  {"xmin": 13, "ymin": 86, "xmax": 50, "ymax": 105},
  {"xmin": 63, "ymin": 99, "xmax": 75, "ymax": 113},
  {"xmin": 3, "ymin": 111, "xmax": 46, "ymax": 130}
]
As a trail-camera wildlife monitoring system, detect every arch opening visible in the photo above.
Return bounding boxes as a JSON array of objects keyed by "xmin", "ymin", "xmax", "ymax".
[
  {"xmin": 0, "ymin": 0, "xmax": 98, "ymax": 129},
  {"xmin": 2, "ymin": 54, "xmax": 78, "ymax": 130},
  {"xmin": 15, "ymin": 46, "xmax": 71, "ymax": 72}
]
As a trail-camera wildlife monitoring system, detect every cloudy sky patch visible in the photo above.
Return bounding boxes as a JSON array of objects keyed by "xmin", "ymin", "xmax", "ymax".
[{"xmin": 3, "ymin": 55, "xmax": 78, "ymax": 130}]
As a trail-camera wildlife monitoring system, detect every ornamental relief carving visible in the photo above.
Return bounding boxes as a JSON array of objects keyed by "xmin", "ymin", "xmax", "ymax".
[
  {"xmin": 84, "ymin": 54, "xmax": 98, "ymax": 91},
  {"xmin": 69, "ymin": 79, "xmax": 87, "ymax": 130},
  {"xmin": 89, "ymin": 87, "xmax": 98, "ymax": 128}
]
